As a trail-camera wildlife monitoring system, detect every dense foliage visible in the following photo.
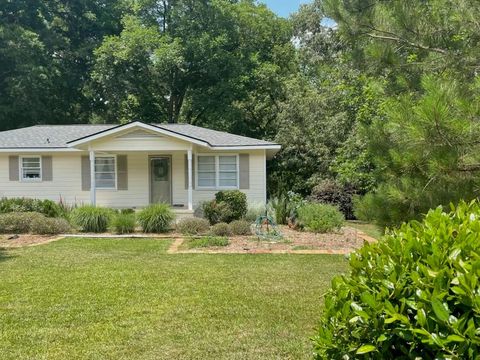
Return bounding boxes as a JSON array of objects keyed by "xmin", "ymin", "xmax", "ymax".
[
  {"xmin": 30, "ymin": 216, "xmax": 71, "ymax": 235},
  {"xmin": 176, "ymin": 217, "xmax": 210, "ymax": 235},
  {"xmin": 71, "ymin": 206, "xmax": 112, "ymax": 233},
  {"xmin": 0, "ymin": 212, "xmax": 46, "ymax": 234},
  {"xmin": 314, "ymin": 201, "xmax": 480, "ymax": 359},
  {"xmin": 203, "ymin": 190, "xmax": 247, "ymax": 224},
  {"xmin": 297, "ymin": 203, "xmax": 344, "ymax": 233},
  {"xmin": 210, "ymin": 222, "xmax": 232, "ymax": 237},
  {"xmin": 112, "ymin": 212, "xmax": 136, "ymax": 234},
  {"xmin": 0, "ymin": 198, "xmax": 63, "ymax": 218},
  {"xmin": 137, "ymin": 204, "xmax": 174, "ymax": 233},
  {"xmin": 229, "ymin": 220, "xmax": 252, "ymax": 236}
]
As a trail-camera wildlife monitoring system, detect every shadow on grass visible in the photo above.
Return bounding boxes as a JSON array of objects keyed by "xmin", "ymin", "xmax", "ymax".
[{"xmin": 0, "ymin": 247, "xmax": 16, "ymax": 262}]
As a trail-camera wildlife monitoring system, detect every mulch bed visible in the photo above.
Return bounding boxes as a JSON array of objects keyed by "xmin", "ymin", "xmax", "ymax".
[{"xmin": 0, "ymin": 234, "xmax": 63, "ymax": 248}]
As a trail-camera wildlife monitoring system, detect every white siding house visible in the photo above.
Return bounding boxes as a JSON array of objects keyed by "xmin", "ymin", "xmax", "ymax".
[{"xmin": 0, "ymin": 122, "xmax": 280, "ymax": 214}]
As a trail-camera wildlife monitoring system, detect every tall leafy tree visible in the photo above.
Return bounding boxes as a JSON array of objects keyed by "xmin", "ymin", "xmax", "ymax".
[
  {"xmin": 0, "ymin": 0, "xmax": 125, "ymax": 130},
  {"xmin": 90, "ymin": 0, "xmax": 295, "ymax": 139}
]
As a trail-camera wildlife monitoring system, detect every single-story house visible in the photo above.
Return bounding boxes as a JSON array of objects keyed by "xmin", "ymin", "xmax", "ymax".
[{"xmin": 0, "ymin": 121, "xmax": 280, "ymax": 216}]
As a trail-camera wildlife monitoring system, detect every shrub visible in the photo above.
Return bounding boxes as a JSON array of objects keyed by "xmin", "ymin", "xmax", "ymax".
[
  {"xmin": 229, "ymin": 220, "xmax": 252, "ymax": 235},
  {"xmin": 210, "ymin": 222, "xmax": 232, "ymax": 236},
  {"xmin": 297, "ymin": 203, "xmax": 344, "ymax": 233},
  {"xmin": 313, "ymin": 201, "xmax": 480, "ymax": 359},
  {"xmin": 202, "ymin": 200, "xmax": 233, "ymax": 225},
  {"xmin": 309, "ymin": 179, "xmax": 357, "ymax": 220},
  {"xmin": 71, "ymin": 205, "xmax": 112, "ymax": 233},
  {"xmin": 177, "ymin": 217, "xmax": 210, "ymax": 235},
  {"xmin": 245, "ymin": 202, "xmax": 266, "ymax": 222},
  {"xmin": 352, "ymin": 193, "xmax": 377, "ymax": 222},
  {"xmin": 185, "ymin": 236, "xmax": 229, "ymax": 249},
  {"xmin": 112, "ymin": 213, "xmax": 136, "ymax": 234},
  {"xmin": 30, "ymin": 217, "xmax": 71, "ymax": 235},
  {"xmin": 137, "ymin": 203, "xmax": 174, "ymax": 233},
  {"xmin": 0, "ymin": 197, "xmax": 62, "ymax": 217},
  {"xmin": 268, "ymin": 192, "xmax": 305, "ymax": 225},
  {"xmin": 214, "ymin": 190, "xmax": 247, "ymax": 221},
  {"xmin": 0, "ymin": 212, "xmax": 45, "ymax": 234}
]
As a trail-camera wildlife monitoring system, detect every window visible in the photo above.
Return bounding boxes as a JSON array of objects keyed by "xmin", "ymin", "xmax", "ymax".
[
  {"xmin": 197, "ymin": 155, "xmax": 238, "ymax": 189},
  {"xmin": 21, "ymin": 156, "xmax": 41, "ymax": 180},
  {"xmin": 95, "ymin": 156, "xmax": 116, "ymax": 189},
  {"xmin": 219, "ymin": 156, "xmax": 238, "ymax": 187},
  {"xmin": 197, "ymin": 156, "xmax": 216, "ymax": 187}
]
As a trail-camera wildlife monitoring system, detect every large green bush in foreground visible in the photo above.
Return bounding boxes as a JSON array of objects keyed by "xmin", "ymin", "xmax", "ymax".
[{"xmin": 313, "ymin": 201, "xmax": 480, "ymax": 359}]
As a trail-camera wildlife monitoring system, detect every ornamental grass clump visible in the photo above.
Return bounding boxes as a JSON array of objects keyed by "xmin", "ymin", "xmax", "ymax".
[
  {"xmin": 112, "ymin": 212, "xmax": 136, "ymax": 234},
  {"xmin": 313, "ymin": 200, "xmax": 480, "ymax": 359},
  {"xmin": 71, "ymin": 205, "xmax": 112, "ymax": 233},
  {"xmin": 137, "ymin": 203, "xmax": 174, "ymax": 233}
]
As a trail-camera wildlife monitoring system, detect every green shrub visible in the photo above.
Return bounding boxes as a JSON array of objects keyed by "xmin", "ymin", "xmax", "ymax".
[
  {"xmin": 177, "ymin": 217, "xmax": 210, "ymax": 235},
  {"xmin": 202, "ymin": 200, "xmax": 233, "ymax": 225},
  {"xmin": 112, "ymin": 213, "xmax": 136, "ymax": 234},
  {"xmin": 0, "ymin": 197, "xmax": 62, "ymax": 217},
  {"xmin": 30, "ymin": 217, "xmax": 71, "ymax": 235},
  {"xmin": 210, "ymin": 222, "xmax": 232, "ymax": 236},
  {"xmin": 0, "ymin": 212, "xmax": 45, "ymax": 233},
  {"xmin": 137, "ymin": 203, "xmax": 174, "ymax": 233},
  {"xmin": 185, "ymin": 236, "xmax": 229, "ymax": 249},
  {"xmin": 313, "ymin": 201, "xmax": 480, "ymax": 359},
  {"xmin": 309, "ymin": 179, "xmax": 357, "ymax": 220},
  {"xmin": 353, "ymin": 193, "xmax": 378, "ymax": 222},
  {"xmin": 229, "ymin": 220, "xmax": 252, "ymax": 235},
  {"xmin": 245, "ymin": 202, "xmax": 266, "ymax": 222},
  {"xmin": 71, "ymin": 205, "xmax": 112, "ymax": 233},
  {"xmin": 215, "ymin": 190, "xmax": 247, "ymax": 221},
  {"xmin": 297, "ymin": 203, "xmax": 344, "ymax": 233}
]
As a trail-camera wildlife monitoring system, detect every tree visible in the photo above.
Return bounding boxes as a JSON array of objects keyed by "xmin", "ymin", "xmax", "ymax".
[{"xmin": 90, "ymin": 0, "xmax": 295, "ymax": 139}]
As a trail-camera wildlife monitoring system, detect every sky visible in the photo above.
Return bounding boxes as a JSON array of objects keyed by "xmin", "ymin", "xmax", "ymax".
[{"xmin": 261, "ymin": 0, "xmax": 312, "ymax": 18}]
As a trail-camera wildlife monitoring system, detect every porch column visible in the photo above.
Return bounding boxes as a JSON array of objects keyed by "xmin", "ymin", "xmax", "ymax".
[
  {"xmin": 187, "ymin": 149, "xmax": 193, "ymax": 211},
  {"xmin": 89, "ymin": 149, "xmax": 96, "ymax": 206}
]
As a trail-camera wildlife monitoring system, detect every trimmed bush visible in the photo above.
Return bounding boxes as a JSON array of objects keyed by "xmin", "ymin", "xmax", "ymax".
[
  {"xmin": 185, "ymin": 236, "xmax": 229, "ymax": 249},
  {"xmin": 71, "ymin": 205, "xmax": 112, "ymax": 233},
  {"xmin": 297, "ymin": 203, "xmax": 344, "ymax": 233},
  {"xmin": 112, "ymin": 213, "xmax": 136, "ymax": 234},
  {"xmin": 137, "ymin": 203, "xmax": 174, "ymax": 233},
  {"xmin": 215, "ymin": 190, "xmax": 247, "ymax": 221},
  {"xmin": 30, "ymin": 217, "xmax": 71, "ymax": 235},
  {"xmin": 210, "ymin": 222, "xmax": 232, "ymax": 236},
  {"xmin": 0, "ymin": 212, "xmax": 45, "ymax": 234},
  {"xmin": 0, "ymin": 197, "xmax": 62, "ymax": 217},
  {"xmin": 202, "ymin": 200, "xmax": 233, "ymax": 225},
  {"xmin": 229, "ymin": 220, "xmax": 252, "ymax": 235},
  {"xmin": 309, "ymin": 179, "xmax": 357, "ymax": 220},
  {"xmin": 313, "ymin": 201, "xmax": 480, "ymax": 359},
  {"xmin": 177, "ymin": 217, "xmax": 210, "ymax": 235}
]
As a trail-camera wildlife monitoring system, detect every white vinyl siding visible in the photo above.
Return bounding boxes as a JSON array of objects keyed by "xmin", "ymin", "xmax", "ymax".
[
  {"xmin": 20, "ymin": 156, "xmax": 41, "ymax": 181},
  {"xmin": 196, "ymin": 154, "xmax": 238, "ymax": 190},
  {"xmin": 95, "ymin": 156, "xmax": 116, "ymax": 189}
]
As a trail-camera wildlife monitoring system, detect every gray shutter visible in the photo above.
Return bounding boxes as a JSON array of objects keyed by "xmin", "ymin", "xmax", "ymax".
[
  {"xmin": 117, "ymin": 155, "xmax": 128, "ymax": 190},
  {"xmin": 81, "ymin": 156, "xmax": 91, "ymax": 191},
  {"xmin": 42, "ymin": 156, "xmax": 53, "ymax": 181},
  {"xmin": 184, "ymin": 154, "xmax": 195, "ymax": 190},
  {"xmin": 239, "ymin": 154, "xmax": 250, "ymax": 189},
  {"xmin": 9, "ymin": 156, "xmax": 19, "ymax": 181}
]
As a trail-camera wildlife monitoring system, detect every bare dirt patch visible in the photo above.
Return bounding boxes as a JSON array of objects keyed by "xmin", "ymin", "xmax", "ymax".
[
  {"xmin": 173, "ymin": 225, "xmax": 374, "ymax": 254},
  {"xmin": 0, "ymin": 234, "xmax": 64, "ymax": 248}
]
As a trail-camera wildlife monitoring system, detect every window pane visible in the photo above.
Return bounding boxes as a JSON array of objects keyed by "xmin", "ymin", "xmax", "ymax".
[
  {"xmin": 21, "ymin": 157, "xmax": 41, "ymax": 179},
  {"xmin": 197, "ymin": 156, "xmax": 216, "ymax": 187},
  {"xmin": 95, "ymin": 157, "xmax": 115, "ymax": 188},
  {"xmin": 219, "ymin": 156, "xmax": 237, "ymax": 187}
]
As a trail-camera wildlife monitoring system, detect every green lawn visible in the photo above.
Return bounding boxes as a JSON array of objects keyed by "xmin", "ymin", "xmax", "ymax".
[
  {"xmin": 0, "ymin": 238, "xmax": 347, "ymax": 360},
  {"xmin": 346, "ymin": 221, "xmax": 384, "ymax": 239}
]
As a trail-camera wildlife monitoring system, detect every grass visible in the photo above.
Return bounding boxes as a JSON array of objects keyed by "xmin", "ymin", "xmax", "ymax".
[
  {"xmin": 183, "ymin": 236, "xmax": 229, "ymax": 249},
  {"xmin": 346, "ymin": 220, "xmax": 384, "ymax": 239},
  {"xmin": 0, "ymin": 238, "xmax": 347, "ymax": 359}
]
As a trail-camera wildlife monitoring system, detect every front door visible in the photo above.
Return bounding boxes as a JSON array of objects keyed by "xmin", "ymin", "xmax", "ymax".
[{"xmin": 150, "ymin": 156, "xmax": 171, "ymax": 204}]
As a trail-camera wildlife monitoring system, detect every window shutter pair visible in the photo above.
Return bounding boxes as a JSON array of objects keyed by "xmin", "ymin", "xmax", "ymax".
[
  {"xmin": 81, "ymin": 155, "xmax": 128, "ymax": 191},
  {"xmin": 184, "ymin": 154, "xmax": 250, "ymax": 189},
  {"xmin": 8, "ymin": 156, "xmax": 52, "ymax": 181}
]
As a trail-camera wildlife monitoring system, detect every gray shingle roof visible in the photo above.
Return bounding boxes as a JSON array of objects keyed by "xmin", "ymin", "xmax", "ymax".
[{"xmin": 0, "ymin": 123, "xmax": 279, "ymax": 149}]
